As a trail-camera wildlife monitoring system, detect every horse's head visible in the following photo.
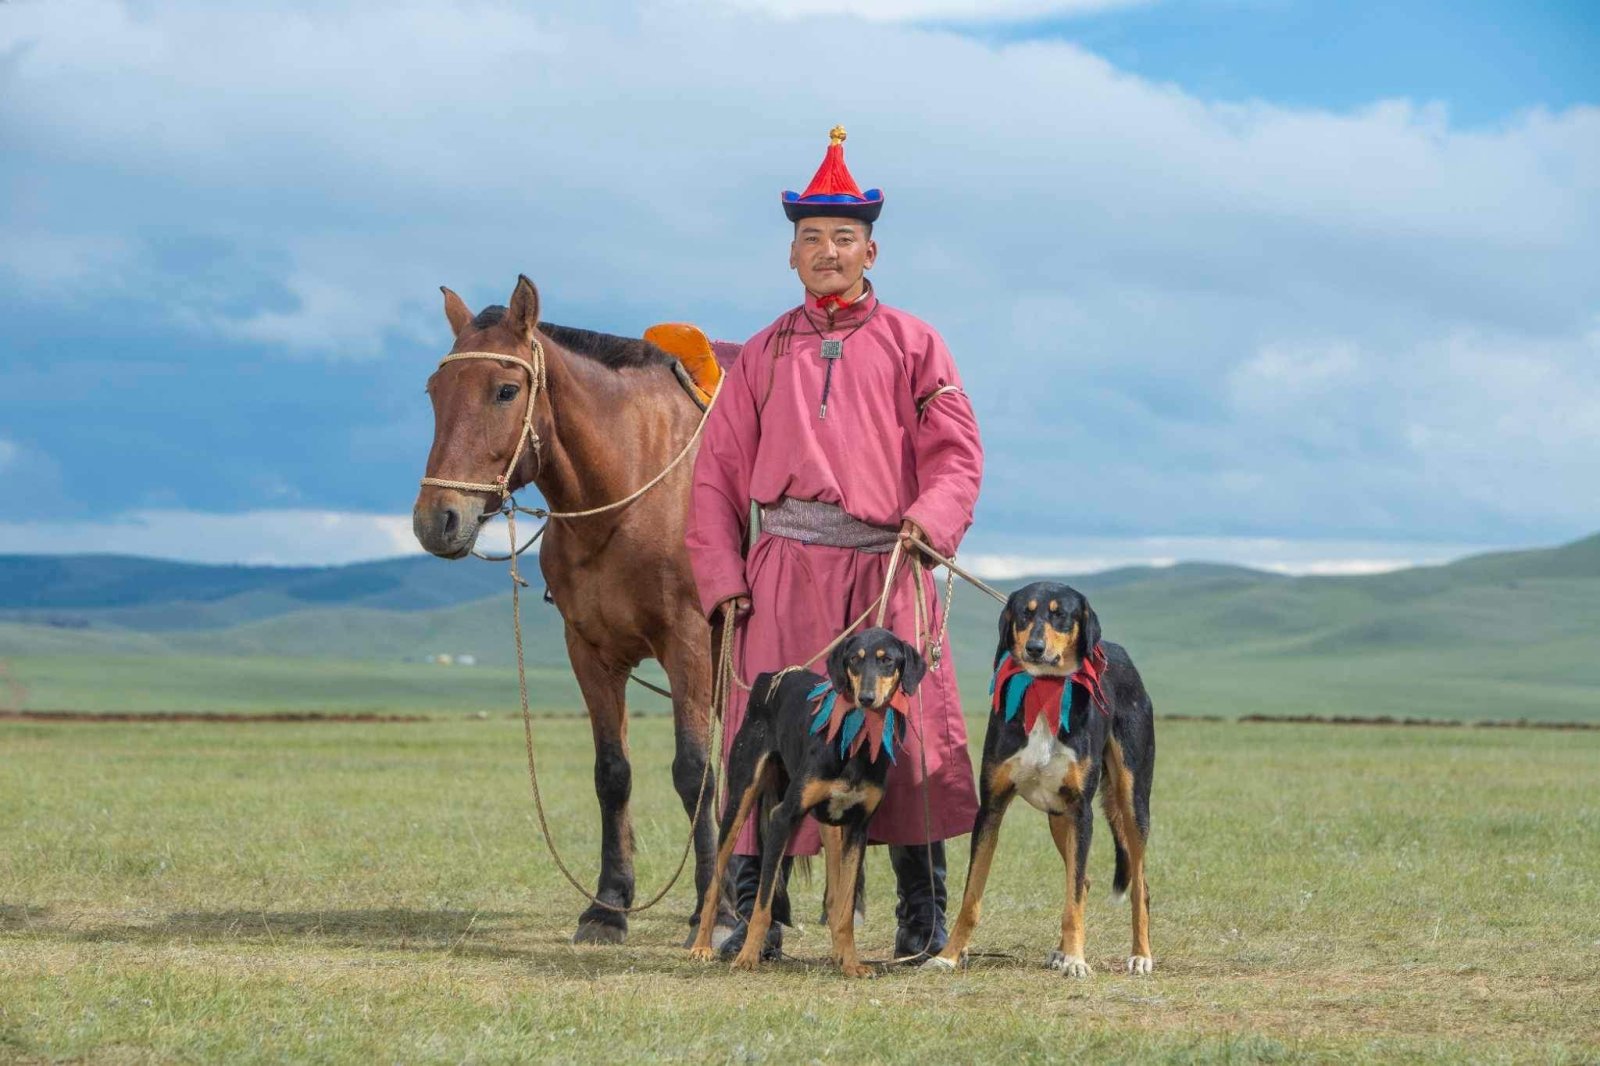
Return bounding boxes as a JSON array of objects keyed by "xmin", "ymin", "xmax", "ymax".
[{"xmin": 413, "ymin": 275, "xmax": 547, "ymax": 559}]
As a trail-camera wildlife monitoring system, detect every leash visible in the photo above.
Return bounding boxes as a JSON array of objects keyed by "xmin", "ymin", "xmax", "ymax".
[
  {"xmin": 905, "ymin": 533, "xmax": 1008, "ymax": 606},
  {"xmin": 735, "ymin": 536, "xmax": 912, "ymax": 704},
  {"xmin": 506, "ymin": 498, "xmax": 732, "ymax": 915}
]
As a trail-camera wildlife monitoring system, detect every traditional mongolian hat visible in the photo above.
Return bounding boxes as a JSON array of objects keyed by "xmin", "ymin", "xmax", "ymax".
[{"xmin": 782, "ymin": 125, "xmax": 884, "ymax": 224}]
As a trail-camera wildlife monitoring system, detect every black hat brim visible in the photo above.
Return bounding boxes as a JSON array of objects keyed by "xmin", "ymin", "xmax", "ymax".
[{"xmin": 782, "ymin": 190, "xmax": 884, "ymax": 224}]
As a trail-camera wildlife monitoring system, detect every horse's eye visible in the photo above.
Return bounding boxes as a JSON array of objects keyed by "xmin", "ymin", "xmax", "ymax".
[{"xmin": 496, "ymin": 384, "xmax": 520, "ymax": 403}]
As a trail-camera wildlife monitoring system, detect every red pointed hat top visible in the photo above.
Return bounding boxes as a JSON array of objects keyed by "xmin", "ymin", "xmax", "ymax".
[{"xmin": 783, "ymin": 125, "xmax": 884, "ymax": 223}]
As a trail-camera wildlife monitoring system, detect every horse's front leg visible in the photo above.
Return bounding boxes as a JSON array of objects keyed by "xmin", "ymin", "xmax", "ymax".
[
  {"xmin": 663, "ymin": 620, "xmax": 730, "ymax": 947},
  {"xmin": 567, "ymin": 631, "xmax": 635, "ymax": 944}
]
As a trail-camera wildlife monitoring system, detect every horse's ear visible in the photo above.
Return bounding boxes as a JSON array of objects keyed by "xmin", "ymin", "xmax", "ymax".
[
  {"xmin": 507, "ymin": 274, "xmax": 541, "ymax": 345},
  {"xmin": 441, "ymin": 286, "xmax": 474, "ymax": 337}
]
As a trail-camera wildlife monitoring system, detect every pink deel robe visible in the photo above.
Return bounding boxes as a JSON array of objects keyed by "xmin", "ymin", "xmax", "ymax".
[{"xmin": 686, "ymin": 288, "xmax": 983, "ymax": 855}]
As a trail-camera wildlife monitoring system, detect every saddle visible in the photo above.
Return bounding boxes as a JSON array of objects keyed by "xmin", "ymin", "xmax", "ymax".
[{"xmin": 644, "ymin": 322, "xmax": 740, "ymax": 407}]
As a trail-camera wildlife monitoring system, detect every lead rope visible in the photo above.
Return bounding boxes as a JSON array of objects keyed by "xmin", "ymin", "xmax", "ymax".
[
  {"xmin": 503, "ymin": 472, "xmax": 727, "ymax": 916},
  {"xmin": 426, "ymin": 341, "xmax": 728, "ymax": 913},
  {"xmin": 746, "ymin": 539, "xmax": 909, "ymax": 702},
  {"xmin": 422, "ymin": 338, "xmax": 725, "ymax": 538}
]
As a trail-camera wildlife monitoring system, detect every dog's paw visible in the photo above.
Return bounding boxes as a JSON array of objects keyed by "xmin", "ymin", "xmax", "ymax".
[
  {"xmin": 687, "ymin": 944, "xmax": 717, "ymax": 962},
  {"xmin": 840, "ymin": 960, "xmax": 875, "ymax": 980},
  {"xmin": 1127, "ymin": 954, "xmax": 1154, "ymax": 975},
  {"xmin": 920, "ymin": 953, "xmax": 960, "ymax": 973},
  {"xmin": 1046, "ymin": 951, "xmax": 1092, "ymax": 978},
  {"xmin": 729, "ymin": 950, "xmax": 764, "ymax": 972}
]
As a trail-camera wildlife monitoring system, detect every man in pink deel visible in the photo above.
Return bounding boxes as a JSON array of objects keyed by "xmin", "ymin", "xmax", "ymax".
[{"xmin": 687, "ymin": 126, "xmax": 983, "ymax": 962}]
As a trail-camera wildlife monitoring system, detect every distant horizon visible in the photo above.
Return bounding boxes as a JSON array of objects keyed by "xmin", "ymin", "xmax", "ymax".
[{"xmin": 1, "ymin": 519, "xmax": 1582, "ymax": 579}]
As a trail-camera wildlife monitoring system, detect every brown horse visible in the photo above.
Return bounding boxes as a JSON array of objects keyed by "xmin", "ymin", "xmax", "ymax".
[{"xmin": 413, "ymin": 275, "xmax": 725, "ymax": 945}]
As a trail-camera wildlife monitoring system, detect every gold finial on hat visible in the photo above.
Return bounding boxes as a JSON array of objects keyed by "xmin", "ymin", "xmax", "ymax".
[{"xmin": 829, "ymin": 125, "xmax": 847, "ymax": 146}]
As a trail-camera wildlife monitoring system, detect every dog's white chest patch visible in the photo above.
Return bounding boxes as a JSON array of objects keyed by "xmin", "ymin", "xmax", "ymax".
[
  {"xmin": 825, "ymin": 784, "xmax": 874, "ymax": 821},
  {"xmin": 1006, "ymin": 717, "xmax": 1077, "ymax": 814}
]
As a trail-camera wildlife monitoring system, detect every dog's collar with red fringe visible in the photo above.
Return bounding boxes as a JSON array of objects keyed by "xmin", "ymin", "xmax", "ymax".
[
  {"xmin": 990, "ymin": 645, "xmax": 1110, "ymax": 736},
  {"xmin": 807, "ymin": 681, "xmax": 907, "ymax": 764}
]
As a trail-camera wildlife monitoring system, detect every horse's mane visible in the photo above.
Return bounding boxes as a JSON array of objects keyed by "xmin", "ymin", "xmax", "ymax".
[{"xmin": 470, "ymin": 306, "xmax": 672, "ymax": 372}]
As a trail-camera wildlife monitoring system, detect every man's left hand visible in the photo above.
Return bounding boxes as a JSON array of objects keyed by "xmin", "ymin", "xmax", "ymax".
[{"xmin": 899, "ymin": 519, "xmax": 934, "ymax": 566}]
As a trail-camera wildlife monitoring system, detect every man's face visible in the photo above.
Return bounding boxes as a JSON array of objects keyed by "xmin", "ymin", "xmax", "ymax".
[{"xmin": 789, "ymin": 217, "xmax": 877, "ymax": 296}]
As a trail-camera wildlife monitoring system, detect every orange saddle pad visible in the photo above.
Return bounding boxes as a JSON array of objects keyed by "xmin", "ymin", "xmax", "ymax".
[{"xmin": 644, "ymin": 322, "xmax": 725, "ymax": 406}]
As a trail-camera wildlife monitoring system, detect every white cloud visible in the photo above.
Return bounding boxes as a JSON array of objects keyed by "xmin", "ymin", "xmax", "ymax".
[
  {"xmin": 716, "ymin": 0, "xmax": 1149, "ymax": 21},
  {"xmin": 0, "ymin": 507, "xmax": 1492, "ymax": 572},
  {"xmin": 0, "ymin": 0, "xmax": 1596, "ymax": 547},
  {"xmin": 962, "ymin": 535, "xmax": 1497, "ymax": 578},
  {"xmin": 0, "ymin": 509, "xmax": 423, "ymax": 566}
]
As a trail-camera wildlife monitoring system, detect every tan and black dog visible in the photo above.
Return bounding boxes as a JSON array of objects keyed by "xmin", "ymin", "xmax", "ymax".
[
  {"xmin": 925, "ymin": 581, "xmax": 1155, "ymax": 977},
  {"xmin": 688, "ymin": 627, "xmax": 924, "ymax": 977}
]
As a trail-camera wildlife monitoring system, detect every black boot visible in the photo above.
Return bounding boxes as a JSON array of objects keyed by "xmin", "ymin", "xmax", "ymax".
[
  {"xmin": 718, "ymin": 854, "xmax": 790, "ymax": 960},
  {"xmin": 890, "ymin": 842, "xmax": 948, "ymax": 963}
]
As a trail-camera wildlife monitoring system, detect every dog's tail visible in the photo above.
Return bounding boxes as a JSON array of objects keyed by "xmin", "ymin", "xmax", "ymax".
[
  {"xmin": 1102, "ymin": 749, "xmax": 1134, "ymax": 902},
  {"xmin": 1111, "ymin": 838, "xmax": 1132, "ymax": 902}
]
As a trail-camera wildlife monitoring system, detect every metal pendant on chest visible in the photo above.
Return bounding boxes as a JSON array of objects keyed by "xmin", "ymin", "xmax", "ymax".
[{"xmin": 818, "ymin": 339, "xmax": 844, "ymax": 419}]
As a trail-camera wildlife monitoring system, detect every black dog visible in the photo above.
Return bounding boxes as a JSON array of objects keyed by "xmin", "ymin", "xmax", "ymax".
[
  {"xmin": 925, "ymin": 582, "xmax": 1156, "ymax": 977},
  {"xmin": 689, "ymin": 627, "xmax": 925, "ymax": 977}
]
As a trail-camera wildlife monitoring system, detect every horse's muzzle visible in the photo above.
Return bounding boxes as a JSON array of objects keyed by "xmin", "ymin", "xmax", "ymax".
[{"xmin": 412, "ymin": 488, "xmax": 487, "ymax": 559}]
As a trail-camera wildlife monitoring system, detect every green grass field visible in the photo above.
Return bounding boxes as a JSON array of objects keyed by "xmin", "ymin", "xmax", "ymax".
[
  {"xmin": 0, "ymin": 654, "xmax": 589, "ymax": 716},
  {"xmin": 3, "ymin": 714, "xmax": 1597, "ymax": 1063},
  {"xmin": 8, "ymin": 640, "xmax": 1598, "ymax": 724}
]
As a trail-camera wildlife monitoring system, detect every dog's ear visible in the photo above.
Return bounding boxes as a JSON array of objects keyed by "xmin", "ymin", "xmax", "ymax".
[
  {"xmin": 994, "ymin": 597, "xmax": 1016, "ymax": 669},
  {"xmin": 1077, "ymin": 599, "xmax": 1102, "ymax": 662},
  {"xmin": 826, "ymin": 637, "xmax": 856, "ymax": 701},
  {"xmin": 899, "ymin": 640, "xmax": 927, "ymax": 696}
]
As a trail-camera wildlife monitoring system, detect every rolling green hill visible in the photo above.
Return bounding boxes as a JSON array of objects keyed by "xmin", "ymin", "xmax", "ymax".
[
  {"xmin": 1, "ymin": 535, "xmax": 1597, "ymax": 720},
  {"xmin": 0, "ymin": 553, "xmax": 509, "ymax": 632}
]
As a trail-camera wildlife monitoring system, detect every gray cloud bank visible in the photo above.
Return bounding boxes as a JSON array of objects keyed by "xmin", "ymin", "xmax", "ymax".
[{"xmin": 1, "ymin": 0, "xmax": 1597, "ymax": 564}]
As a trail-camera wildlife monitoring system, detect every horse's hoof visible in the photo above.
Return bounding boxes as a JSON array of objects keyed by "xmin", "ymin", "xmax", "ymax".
[
  {"xmin": 572, "ymin": 920, "xmax": 627, "ymax": 945},
  {"xmin": 1127, "ymin": 954, "xmax": 1154, "ymax": 975}
]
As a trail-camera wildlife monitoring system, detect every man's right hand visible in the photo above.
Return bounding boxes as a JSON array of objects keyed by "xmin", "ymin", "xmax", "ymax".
[{"xmin": 719, "ymin": 596, "xmax": 752, "ymax": 619}]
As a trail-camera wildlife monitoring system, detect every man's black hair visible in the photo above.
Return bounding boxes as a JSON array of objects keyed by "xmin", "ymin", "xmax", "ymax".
[{"xmin": 793, "ymin": 220, "xmax": 873, "ymax": 238}]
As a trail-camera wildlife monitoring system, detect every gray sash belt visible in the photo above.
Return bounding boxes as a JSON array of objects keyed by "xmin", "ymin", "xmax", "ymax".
[{"xmin": 758, "ymin": 497, "xmax": 899, "ymax": 554}]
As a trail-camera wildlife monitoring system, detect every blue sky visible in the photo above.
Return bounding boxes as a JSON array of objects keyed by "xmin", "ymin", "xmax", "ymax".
[
  {"xmin": 958, "ymin": 0, "xmax": 1598, "ymax": 125},
  {"xmin": 1, "ymin": 0, "xmax": 1596, "ymax": 572}
]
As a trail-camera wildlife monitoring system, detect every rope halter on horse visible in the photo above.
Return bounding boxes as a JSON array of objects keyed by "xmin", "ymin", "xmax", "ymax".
[{"xmin": 418, "ymin": 340, "xmax": 548, "ymax": 504}]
